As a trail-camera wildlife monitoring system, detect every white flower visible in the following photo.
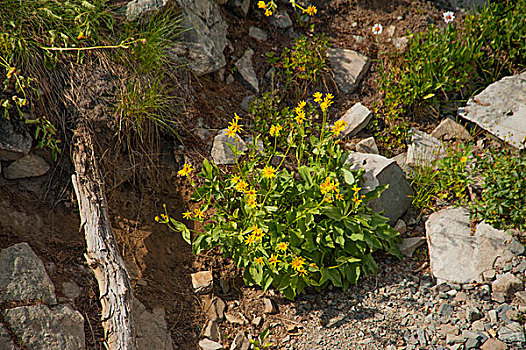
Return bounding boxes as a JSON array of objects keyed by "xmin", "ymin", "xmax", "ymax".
[
  {"xmin": 443, "ymin": 11, "xmax": 455, "ymax": 24},
  {"xmin": 372, "ymin": 23, "xmax": 383, "ymax": 35}
]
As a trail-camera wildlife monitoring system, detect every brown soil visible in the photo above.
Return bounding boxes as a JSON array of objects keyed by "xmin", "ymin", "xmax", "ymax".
[{"xmin": 0, "ymin": 1, "xmax": 459, "ymax": 349}]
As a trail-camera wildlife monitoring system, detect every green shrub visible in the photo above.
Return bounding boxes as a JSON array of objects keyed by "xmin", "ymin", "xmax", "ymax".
[{"xmin": 158, "ymin": 94, "xmax": 401, "ymax": 299}]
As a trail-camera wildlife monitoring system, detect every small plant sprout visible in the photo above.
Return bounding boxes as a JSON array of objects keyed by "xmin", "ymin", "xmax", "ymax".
[
  {"xmin": 372, "ymin": 23, "xmax": 383, "ymax": 35},
  {"xmin": 443, "ymin": 11, "xmax": 455, "ymax": 24}
]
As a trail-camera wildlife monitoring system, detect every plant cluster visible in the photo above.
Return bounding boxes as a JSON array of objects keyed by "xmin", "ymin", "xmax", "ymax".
[
  {"xmin": 375, "ymin": 0, "xmax": 526, "ymax": 150},
  {"xmin": 158, "ymin": 93, "xmax": 401, "ymax": 299}
]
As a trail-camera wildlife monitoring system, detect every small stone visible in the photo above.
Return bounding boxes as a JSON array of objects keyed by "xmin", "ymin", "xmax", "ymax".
[
  {"xmin": 465, "ymin": 337, "xmax": 481, "ymax": 349},
  {"xmin": 225, "ymin": 312, "xmax": 246, "ymax": 325},
  {"xmin": 480, "ymin": 338, "xmax": 508, "ymax": 350},
  {"xmin": 251, "ymin": 316, "xmax": 263, "ymax": 327},
  {"xmin": 406, "ymin": 128, "xmax": 445, "ymax": 167},
  {"xmin": 203, "ymin": 320, "xmax": 221, "ymax": 343},
  {"xmin": 512, "ymin": 260, "xmax": 526, "ymax": 273},
  {"xmin": 446, "ymin": 333, "xmax": 464, "ymax": 345},
  {"xmin": 356, "ymin": 137, "xmax": 379, "ymax": 154},
  {"xmin": 235, "ymin": 49, "xmax": 259, "ymax": 93},
  {"xmin": 505, "ymin": 309, "xmax": 519, "ymax": 322},
  {"xmin": 199, "ymin": 338, "xmax": 223, "ymax": 350},
  {"xmin": 515, "ymin": 291, "xmax": 526, "ymax": 305},
  {"xmin": 483, "ymin": 269, "xmax": 496, "ymax": 281},
  {"xmin": 205, "ymin": 297, "xmax": 226, "ymax": 321},
  {"xmin": 328, "ymin": 48, "xmax": 370, "ymax": 95},
  {"xmin": 126, "ymin": 0, "xmax": 167, "ymax": 20},
  {"xmin": 498, "ymin": 322, "xmax": 525, "ymax": 343},
  {"xmin": 240, "ymin": 95, "xmax": 255, "ymax": 112},
  {"xmin": 4, "ymin": 154, "xmax": 50, "ymax": 179},
  {"xmin": 471, "ymin": 320, "xmax": 485, "ymax": 332},
  {"xmin": 0, "ymin": 108, "xmax": 32, "ymax": 160},
  {"xmin": 392, "ymin": 37, "xmax": 409, "ymax": 51},
  {"xmin": 439, "ymin": 303, "xmax": 454, "ymax": 317},
  {"xmin": 191, "ymin": 271, "xmax": 213, "ymax": 294},
  {"xmin": 225, "ymin": 74, "xmax": 234, "ymax": 84},
  {"xmin": 466, "ymin": 305, "xmax": 483, "ymax": 323},
  {"xmin": 269, "ymin": 10, "xmax": 292, "ymax": 29},
  {"xmin": 446, "ymin": 289, "xmax": 457, "ymax": 297},
  {"xmin": 430, "ymin": 118, "xmax": 471, "ymax": 141},
  {"xmin": 488, "ymin": 310, "xmax": 498, "ymax": 325},
  {"xmin": 417, "ymin": 329, "xmax": 427, "ymax": 346},
  {"xmin": 211, "ymin": 129, "xmax": 248, "ymax": 165},
  {"xmin": 394, "ymin": 219, "xmax": 407, "ymax": 234},
  {"xmin": 263, "ymin": 298, "xmax": 278, "ymax": 314},
  {"xmin": 248, "ymin": 27, "xmax": 268, "ymax": 41},
  {"xmin": 227, "ymin": 0, "xmax": 250, "ymax": 17},
  {"xmin": 454, "ymin": 292, "xmax": 467, "ymax": 302},
  {"xmin": 399, "ymin": 237, "xmax": 426, "ymax": 258},
  {"xmin": 492, "ymin": 273, "xmax": 523, "ymax": 301},
  {"xmin": 230, "ymin": 331, "xmax": 249, "ymax": 350},
  {"xmin": 337, "ymin": 103, "xmax": 372, "ymax": 137}
]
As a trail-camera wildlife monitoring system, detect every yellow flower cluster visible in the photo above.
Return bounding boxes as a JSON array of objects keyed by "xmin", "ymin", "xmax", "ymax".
[
  {"xmin": 226, "ymin": 113, "xmax": 243, "ymax": 138},
  {"xmin": 270, "ymin": 124, "xmax": 283, "ymax": 137},
  {"xmin": 232, "ymin": 175, "xmax": 258, "ymax": 208},
  {"xmin": 178, "ymin": 163, "xmax": 193, "ymax": 177},
  {"xmin": 303, "ymin": 5, "xmax": 317, "ymax": 16},
  {"xmin": 257, "ymin": 1, "xmax": 274, "ymax": 16},
  {"xmin": 331, "ymin": 119, "xmax": 348, "ymax": 137},
  {"xmin": 351, "ymin": 184, "xmax": 365, "ymax": 205},
  {"xmin": 312, "ymin": 92, "xmax": 334, "ymax": 112},
  {"xmin": 320, "ymin": 177, "xmax": 343, "ymax": 202},
  {"xmin": 245, "ymin": 224, "xmax": 266, "ymax": 246},
  {"xmin": 295, "ymin": 100, "xmax": 307, "ymax": 124}
]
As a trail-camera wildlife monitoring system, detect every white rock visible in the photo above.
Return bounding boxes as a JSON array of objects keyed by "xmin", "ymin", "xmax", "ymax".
[
  {"xmin": 406, "ymin": 128, "xmax": 445, "ymax": 168},
  {"xmin": 235, "ymin": 49, "xmax": 259, "ymax": 93},
  {"xmin": 191, "ymin": 271, "xmax": 213, "ymax": 294},
  {"xmin": 356, "ymin": 137, "xmax": 379, "ymax": 154},
  {"xmin": 328, "ymin": 48, "xmax": 370, "ymax": 94},
  {"xmin": 211, "ymin": 129, "xmax": 248, "ymax": 165},
  {"xmin": 431, "ymin": 118, "xmax": 471, "ymax": 140},
  {"xmin": 338, "ymin": 103, "xmax": 372, "ymax": 137},
  {"xmin": 199, "ymin": 338, "xmax": 223, "ymax": 350}
]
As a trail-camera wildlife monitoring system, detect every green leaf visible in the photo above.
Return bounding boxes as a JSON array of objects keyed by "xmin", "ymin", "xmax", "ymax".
[
  {"xmin": 342, "ymin": 168, "xmax": 355, "ymax": 185},
  {"xmin": 202, "ymin": 158, "xmax": 213, "ymax": 180}
]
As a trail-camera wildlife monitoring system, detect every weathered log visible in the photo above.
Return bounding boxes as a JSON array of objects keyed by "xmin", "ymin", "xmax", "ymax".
[{"xmin": 72, "ymin": 127, "xmax": 136, "ymax": 350}]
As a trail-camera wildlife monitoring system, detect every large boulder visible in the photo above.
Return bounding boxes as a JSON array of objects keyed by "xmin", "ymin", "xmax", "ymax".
[
  {"xmin": 170, "ymin": 0, "xmax": 230, "ymax": 75},
  {"xmin": 458, "ymin": 71, "xmax": 526, "ymax": 150},
  {"xmin": 3, "ymin": 154, "xmax": 50, "ymax": 179},
  {"xmin": 345, "ymin": 152, "xmax": 413, "ymax": 224},
  {"xmin": 0, "ymin": 243, "xmax": 57, "ymax": 304},
  {"xmin": 426, "ymin": 207, "xmax": 522, "ymax": 284}
]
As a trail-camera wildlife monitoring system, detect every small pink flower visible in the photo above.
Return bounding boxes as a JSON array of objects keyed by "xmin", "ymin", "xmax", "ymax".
[
  {"xmin": 372, "ymin": 23, "xmax": 383, "ymax": 35},
  {"xmin": 443, "ymin": 11, "xmax": 455, "ymax": 24}
]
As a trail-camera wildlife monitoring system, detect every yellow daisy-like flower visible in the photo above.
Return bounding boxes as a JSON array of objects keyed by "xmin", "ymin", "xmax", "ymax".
[
  {"xmin": 295, "ymin": 110, "xmax": 306, "ymax": 124},
  {"xmin": 231, "ymin": 174, "xmax": 241, "ymax": 184},
  {"xmin": 178, "ymin": 163, "xmax": 193, "ymax": 177},
  {"xmin": 331, "ymin": 120, "xmax": 348, "ymax": 137},
  {"xmin": 226, "ymin": 126, "xmax": 236, "ymax": 138},
  {"xmin": 270, "ymin": 124, "xmax": 283, "ymax": 137},
  {"xmin": 154, "ymin": 215, "xmax": 160, "ymax": 222},
  {"xmin": 291, "ymin": 256, "xmax": 305, "ymax": 271},
  {"xmin": 254, "ymin": 257, "xmax": 264, "ymax": 266},
  {"xmin": 297, "ymin": 100, "xmax": 307, "ymax": 109},
  {"xmin": 253, "ymin": 225, "xmax": 265, "ymax": 241},
  {"xmin": 247, "ymin": 195, "xmax": 257, "ymax": 208},
  {"xmin": 303, "ymin": 5, "xmax": 317, "ymax": 16},
  {"xmin": 277, "ymin": 242, "xmax": 288, "ymax": 251},
  {"xmin": 320, "ymin": 177, "xmax": 338, "ymax": 194},
  {"xmin": 265, "ymin": 9, "xmax": 272, "ymax": 16},
  {"xmin": 228, "ymin": 116, "xmax": 243, "ymax": 134},
  {"xmin": 257, "ymin": 1, "xmax": 267, "ymax": 9},
  {"xmin": 268, "ymin": 254, "xmax": 279, "ymax": 267},
  {"xmin": 309, "ymin": 262, "xmax": 318, "ymax": 269},
  {"xmin": 336, "ymin": 193, "xmax": 344, "ymax": 201},
  {"xmin": 245, "ymin": 234, "xmax": 256, "ymax": 246},
  {"xmin": 313, "ymin": 92, "xmax": 323, "ymax": 103},
  {"xmin": 320, "ymin": 100, "xmax": 329, "ymax": 112},
  {"xmin": 262, "ymin": 165, "xmax": 276, "ymax": 179},
  {"xmin": 351, "ymin": 184, "xmax": 361, "ymax": 192},
  {"xmin": 183, "ymin": 211, "xmax": 192, "ymax": 219},
  {"xmin": 460, "ymin": 156, "xmax": 467, "ymax": 163},
  {"xmin": 194, "ymin": 208, "xmax": 204, "ymax": 219},
  {"xmin": 326, "ymin": 93, "xmax": 334, "ymax": 101},
  {"xmin": 246, "ymin": 187, "xmax": 257, "ymax": 196},
  {"xmin": 299, "ymin": 268, "xmax": 308, "ymax": 276},
  {"xmin": 352, "ymin": 196, "xmax": 362, "ymax": 205},
  {"xmin": 236, "ymin": 180, "xmax": 248, "ymax": 192},
  {"xmin": 77, "ymin": 32, "xmax": 86, "ymax": 40}
]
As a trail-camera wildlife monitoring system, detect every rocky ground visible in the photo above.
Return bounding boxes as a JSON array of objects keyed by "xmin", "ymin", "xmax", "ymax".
[{"xmin": 1, "ymin": 0, "xmax": 525, "ymax": 349}]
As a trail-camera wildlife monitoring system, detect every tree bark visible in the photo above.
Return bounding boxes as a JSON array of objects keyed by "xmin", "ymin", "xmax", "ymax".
[{"xmin": 71, "ymin": 127, "xmax": 136, "ymax": 350}]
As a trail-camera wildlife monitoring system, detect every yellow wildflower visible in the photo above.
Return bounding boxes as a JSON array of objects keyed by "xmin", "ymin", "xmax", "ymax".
[
  {"xmin": 194, "ymin": 208, "xmax": 204, "ymax": 219},
  {"xmin": 331, "ymin": 119, "xmax": 348, "ymax": 137},
  {"xmin": 320, "ymin": 177, "xmax": 338, "ymax": 194},
  {"xmin": 352, "ymin": 196, "xmax": 362, "ymax": 205},
  {"xmin": 253, "ymin": 225, "xmax": 265, "ymax": 241},
  {"xmin": 183, "ymin": 211, "xmax": 192, "ymax": 219},
  {"xmin": 291, "ymin": 256, "xmax": 305, "ymax": 271},
  {"xmin": 313, "ymin": 92, "xmax": 323, "ymax": 103},
  {"xmin": 351, "ymin": 184, "xmax": 361, "ymax": 192},
  {"xmin": 154, "ymin": 216, "xmax": 160, "ymax": 222},
  {"xmin": 268, "ymin": 254, "xmax": 279, "ymax": 267},
  {"xmin": 228, "ymin": 116, "xmax": 243, "ymax": 134},
  {"xmin": 299, "ymin": 268, "xmax": 308, "ymax": 276},
  {"xmin": 247, "ymin": 195, "xmax": 257, "ymax": 208},
  {"xmin": 257, "ymin": 1, "xmax": 267, "ymax": 9},
  {"xmin": 231, "ymin": 174, "xmax": 241, "ymax": 184},
  {"xmin": 460, "ymin": 156, "xmax": 467, "ymax": 163},
  {"xmin": 326, "ymin": 93, "xmax": 334, "ymax": 101},
  {"xmin": 297, "ymin": 100, "xmax": 307, "ymax": 109},
  {"xmin": 178, "ymin": 163, "xmax": 193, "ymax": 177},
  {"xmin": 265, "ymin": 9, "xmax": 272, "ymax": 16},
  {"xmin": 295, "ymin": 110, "xmax": 306, "ymax": 124},
  {"xmin": 245, "ymin": 234, "xmax": 256, "ymax": 246},
  {"xmin": 309, "ymin": 262, "xmax": 318, "ymax": 269},
  {"xmin": 246, "ymin": 187, "xmax": 257, "ymax": 196},
  {"xmin": 236, "ymin": 180, "xmax": 248, "ymax": 192},
  {"xmin": 254, "ymin": 257, "xmax": 264, "ymax": 266},
  {"xmin": 77, "ymin": 32, "xmax": 86, "ymax": 40},
  {"xmin": 226, "ymin": 126, "xmax": 236, "ymax": 138},
  {"xmin": 262, "ymin": 165, "xmax": 276, "ymax": 179},
  {"xmin": 270, "ymin": 124, "xmax": 283, "ymax": 137},
  {"xmin": 320, "ymin": 100, "xmax": 329, "ymax": 112},
  {"xmin": 303, "ymin": 5, "xmax": 317, "ymax": 16},
  {"xmin": 277, "ymin": 242, "xmax": 288, "ymax": 251}
]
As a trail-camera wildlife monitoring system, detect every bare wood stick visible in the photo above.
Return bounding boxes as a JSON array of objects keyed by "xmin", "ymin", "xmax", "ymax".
[{"xmin": 71, "ymin": 127, "xmax": 136, "ymax": 350}]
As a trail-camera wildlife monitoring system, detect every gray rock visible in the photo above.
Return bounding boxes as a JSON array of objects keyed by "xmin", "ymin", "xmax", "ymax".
[
  {"xmin": 126, "ymin": 0, "xmax": 167, "ymax": 20},
  {"xmin": 328, "ymin": 48, "xmax": 370, "ymax": 95},
  {"xmin": 270, "ymin": 10, "xmax": 292, "ymax": 29},
  {"xmin": 205, "ymin": 297, "xmax": 226, "ymax": 321},
  {"xmin": 225, "ymin": 74, "xmax": 234, "ymax": 84},
  {"xmin": 392, "ymin": 37, "xmax": 409, "ymax": 51},
  {"xmin": 488, "ymin": 309, "xmax": 498, "ymax": 325},
  {"xmin": 3, "ymin": 154, "xmax": 50, "ymax": 179},
  {"xmin": 227, "ymin": 0, "xmax": 250, "ymax": 17},
  {"xmin": 391, "ymin": 152, "xmax": 413, "ymax": 176},
  {"xmin": 0, "ymin": 323, "xmax": 15, "ymax": 350},
  {"xmin": 417, "ymin": 328, "xmax": 427, "ymax": 346},
  {"xmin": 240, "ymin": 95, "xmax": 255, "ymax": 112},
  {"xmin": 249, "ymin": 27, "xmax": 268, "ymax": 41},
  {"xmin": 406, "ymin": 128, "xmax": 445, "ymax": 167},
  {"xmin": 356, "ymin": 137, "xmax": 379, "ymax": 154},
  {"xmin": 225, "ymin": 312, "xmax": 246, "ymax": 325},
  {"xmin": 263, "ymin": 298, "xmax": 278, "ymax": 314},
  {"xmin": 515, "ymin": 291, "xmax": 526, "ymax": 305},
  {"xmin": 498, "ymin": 322, "xmax": 525, "ymax": 343},
  {"xmin": 134, "ymin": 297, "xmax": 174, "ymax": 350},
  {"xmin": 62, "ymin": 281, "xmax": 81, "ymax": 300},
  {"xmin": 345, "ymin": 152, "xmax": 413, "ymax": 224},
  {"xmin": 458, "ymin": 72, "xmax": 526, "ymax": 149},
  {"xmin": 431, "ymin": 118, "xmax": 471, "ymax": 140},
  {"xmin": 170, "ymin": 0, "xmax": 229, "ymax": 75},
  {"xmin": 394, "ymin": 219, "xmax": 407, "ymax": 234},
  {"xmin": 0, "ymin": 117, "xmax": 32, "ymax": 160},
  {"xmin": 439, "ymin": 303, "xmax": 454, "ymax": 317},
  {"xmin": 338, "ymin": 103, "xmax": 372, "ymax": 137},
  {"xmin": 191, "ymin": 271, "xmax": 213, "ymax": 294},
  {"xmin": 465, "ymin": 337, "xmax": 481, "ymax": 349},
  {"xmin": 235, "ymin": 49, "xmax": 259, "ymax": 93},
  {"xmin": 211, "ymin": 129, "xmax": 248, "ymax": 165},
  {"xmin": 483, "ymin": 269, "xmax": 496, "ymax": 281},
  {"xmin": 492, "ymin": 273, "xmax": 523, "ymax": 301},
  {"xmin": 466, "ymin": 305, "xmax": 482, "ymax": 323},
  {"xmin": 204, "ymin": 320, "xmax": 222, "ymax": 343},
  {"xmin": 3, "ymin": 304, "xmax": 84, "ymax": 350},
  {"xmin": 425, "ymin": 207, "xmax": 521, "ymax": 284},
  {"xmin": 399, "ymin": 237, "xmax": 426, "ymax": 258},
  {"xmin": 199, "ymin": 338, "xmax": 223, "ymax": 350},
  {"xmin": 230, "ymin": 331, "xmax": 250, "ymax": 350},
  {"xmin": 0, "ymin": 243, "xmax": 57, "ymax": 304},
  {"xmin": 481, "ymin": 338, "xmax": 508, "ymax": 350}
]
